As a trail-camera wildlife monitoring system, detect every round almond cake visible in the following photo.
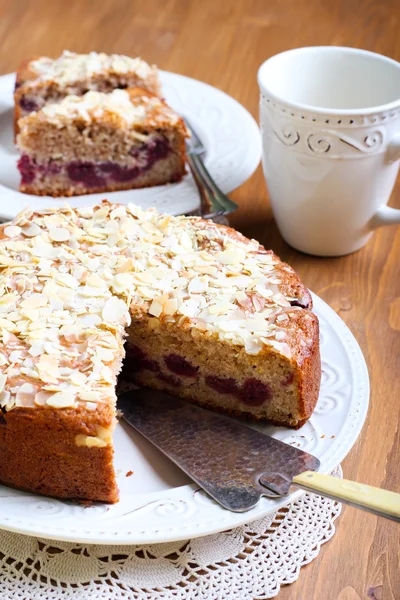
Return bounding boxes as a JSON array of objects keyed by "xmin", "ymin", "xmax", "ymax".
[{"xmin": 0, "ymin": 201, "xmax": 320, "ymax": 502}]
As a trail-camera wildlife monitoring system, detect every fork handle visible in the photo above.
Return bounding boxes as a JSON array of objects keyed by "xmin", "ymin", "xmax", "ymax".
[
  {"xmin": 293, "ymin": 471, "xmax": 400, "ymax": 522},
  {"xmin": 191, "ymin": 153, "xmax": 238, "ymax": 213},
  {"xmin": 187, "ymin": 153, "xmax": 225, "ymax": 218}
]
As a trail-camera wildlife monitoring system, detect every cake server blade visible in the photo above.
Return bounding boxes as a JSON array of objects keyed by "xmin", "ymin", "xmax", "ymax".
[
  {"xmin": 117, "ymin": 388, "xmax": 320, "ymax": 512},
  {"xmin": 118, "ymin": 389, "xmax": 400, "ymax": 521}
]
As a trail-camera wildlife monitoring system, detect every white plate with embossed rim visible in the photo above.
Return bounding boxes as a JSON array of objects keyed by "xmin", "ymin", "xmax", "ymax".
[
  {"xmin": 0, "ymin": 293, "xmax": 369, "ymax": 545},
  {"xmin": 0, "ymin": 70, "xmax": 261, "ymax": 221}
]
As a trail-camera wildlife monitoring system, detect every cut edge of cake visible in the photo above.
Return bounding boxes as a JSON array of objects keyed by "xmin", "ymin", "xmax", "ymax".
[{"xmin": 16, "ymin": 88, "xmax": 189, "ymax": 197}]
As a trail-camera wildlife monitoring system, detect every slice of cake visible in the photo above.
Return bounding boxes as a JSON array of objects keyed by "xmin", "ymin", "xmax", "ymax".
[
  {"xmin": 0, "ymin": 201, "xmax": 320, "ymax": 503},
  {"xmin": 14, "ymin": 50, "xmax": 161, "ymax": 132},
  {"xmin": 16, "ymin": 88, "xmax": 188, "ymax": 196}
]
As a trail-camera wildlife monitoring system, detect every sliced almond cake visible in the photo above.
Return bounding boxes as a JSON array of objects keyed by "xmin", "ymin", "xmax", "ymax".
[
  {"xmin": 14, "ymin": 50, "xmax": 161, "ymax": 132},
  {"xmin": 16, "ymin": 88, "xmax": 188, "ymax": 196},
  {"xmin": 0, "ymin": 202, "xmax": 320, "ymax": 502}
]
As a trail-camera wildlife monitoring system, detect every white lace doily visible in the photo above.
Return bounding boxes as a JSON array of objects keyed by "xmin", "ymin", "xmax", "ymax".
[{"xmin": 0, "ymin": 467, "xmax": 342, "ymax": 600}]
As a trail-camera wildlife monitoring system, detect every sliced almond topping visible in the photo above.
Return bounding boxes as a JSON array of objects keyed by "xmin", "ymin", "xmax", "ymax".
[
  {"xmin": 163, "ymin": 298, "xmax": 178, "ymax": 315},
  {"xmin": 149, "ymin": 299, "xmax": 163, "ymax": 317},
  {"xmin": 21, "ymin": 223, "xmax": 42, "ymax": 237},
  {"xmin": 4, "ymin": 225, "xmax": 21, "ymax": 238},
  {"xmin": 37, "ymin": 354, "xmax": 60, "ymax": 382},
  {"xmin": 102, "ymin": 297, "xmax": 129, "ymax": 324},
  {"xmin": 0, "ymin": 390, "xmax": 10, "ymax": 408},
  {"xmin": 49, "ymin": 227, "xmax": 71, "ymax": 242},
  {"xmin": 34, "ymin": 391, "xmax": 53, "ymax": 406},
  {"xmin": 21, "ymin": 293, "xmax": 48, "ymax": 309},
  {"xmin": 75, "ymin": 434, "xmax": 107, "ymax": 448},
  {"xmin": 46, "ymin": 391, "xmax": 76, "ymax": 408},
  {"xmin": 79, "ymin": 390, "xmax": 101, "ymax": 401}
]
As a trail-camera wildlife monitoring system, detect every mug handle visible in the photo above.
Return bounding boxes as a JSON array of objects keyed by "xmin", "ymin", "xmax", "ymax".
[{"xmin": 370, "ymin": 134, "xmax": 400, "ymax": 228}]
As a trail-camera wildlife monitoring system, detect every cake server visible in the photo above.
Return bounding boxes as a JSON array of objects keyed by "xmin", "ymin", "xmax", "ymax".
[{"xmin": 118, "ymin": 389, "xmax": 400, "ymax": 521}]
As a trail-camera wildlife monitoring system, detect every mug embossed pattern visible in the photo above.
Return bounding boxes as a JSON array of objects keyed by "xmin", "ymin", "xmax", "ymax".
[{"xmin": 261, "ymin": 93, "xmax": 398, "ymax": 158}]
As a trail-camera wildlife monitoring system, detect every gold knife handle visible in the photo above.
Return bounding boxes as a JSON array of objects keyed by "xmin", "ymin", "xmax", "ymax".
[{"xmin": 292, "ymin": 471, "xmax": 400, "ymax": 522}]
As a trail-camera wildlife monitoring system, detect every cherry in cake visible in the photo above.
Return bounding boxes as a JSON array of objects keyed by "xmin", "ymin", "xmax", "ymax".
[
  {"xmin": 16, "ymin": 88, "xmax": 188, "ymax": 196},
  {"xmin": 14, "ymin": 50, "xmax": 161, "ymax": 133},
  {"xmin": 0, "ymin": 201, "xmax": 320, "ymax": 503}
]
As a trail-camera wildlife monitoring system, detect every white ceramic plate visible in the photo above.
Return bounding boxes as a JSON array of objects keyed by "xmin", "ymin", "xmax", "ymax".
[
  {"xmin": 0, "ymin": 71, "xmax": 261, "ymax": 220},
  {"xmin": 0, "ymin": 293, "xmax": 369, "ymax": 544}
]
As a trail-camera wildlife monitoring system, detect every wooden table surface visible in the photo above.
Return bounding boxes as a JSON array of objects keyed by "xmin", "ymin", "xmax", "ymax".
[{"xmin": 0, "ymin": 0, "xmax": 399, "ymax": 598}]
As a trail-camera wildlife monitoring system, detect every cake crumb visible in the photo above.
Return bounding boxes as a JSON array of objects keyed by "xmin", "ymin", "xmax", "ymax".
[
  {"xmin": 126, "ymin": 470, "xmax": 134, "ymax": 477},
  {"xmin": 320, "ymin": 434, "xmax": 325, "ymax": 438}
]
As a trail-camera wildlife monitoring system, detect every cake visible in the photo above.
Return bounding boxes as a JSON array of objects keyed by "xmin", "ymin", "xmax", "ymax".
[
  {"xmin": 14, "ymin": 50, "xmax": 161, "ymax": 133},
  {"xmin": 0, "ymin": 201, "xmax": 320, "ymax": 503},
  {"xmin": 16, "ymin": 88, "xmax": 188, "ymax": 196}
]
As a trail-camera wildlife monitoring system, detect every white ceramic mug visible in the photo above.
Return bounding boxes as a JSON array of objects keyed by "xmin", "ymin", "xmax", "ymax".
[{"xmin": 258, "ymin": 47, "xmax": 400, "ymax": 256}]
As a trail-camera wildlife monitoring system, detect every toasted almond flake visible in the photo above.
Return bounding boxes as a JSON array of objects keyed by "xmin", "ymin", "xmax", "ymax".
[
  {"xmin": 21, "ymin": 293, "xmax": 48, "ymax": 309},
  {"xmin": 0, "ymin": 373, "xmax": 6, "ymax": 393},
  {"xmin": 163, "ymin": 298, "xmax": 178, "ymax": 315},
  {"xmin": 78, "ymin": 313, "xmax": 102, "ymax": 327},
  {"xmin": 4, "ymin": 225, "xmax": 21, "ymax": 238},
  {"xmin": 34, "ymin": 391, "xmax": 52, "ymax": 406},
  {"xmin": 85, "ymin": 402, "xmax": 98, "ymax": 411},
  {"xmin": 149, "ymin": 299, "xmax": 163, "ymax": 317},
  {"xmin": 21, "ymin": 223, "xmax": 42, "ymax": 237},
  {"xmin": 102, "ymin": 297, "xmax": 129, "ymax": 323},
  {"xmin": 49, "ymin": 227, "xmax": 71, "ymax": 242},
  {"xmin": 46, "ymin": 391, "xmax": 76, "ymax": 408},
  {"xmin": 75, "ymin": 434, "xmax": 107, "ymax": 448},
  {"xmin": 87, "ymin": 273, "xmax": 107, "ymax": 287},
  {"xmin": 96, "ymin": 347, "xmax": 115, "ymax": 362},
  {"xmin": 0, "ymin": 390, "xmax": 10, "ymax": 407},
  {"xmin": 9, "ymin": 350, "xmax": 22, "ymax": 363},
  {"xmin": 37, "ymin": 354, "xmax": 60, "ymax": 382},
  {"xmin": 79, "ymin": 390, "xmax": 101, "ymax": 401}
]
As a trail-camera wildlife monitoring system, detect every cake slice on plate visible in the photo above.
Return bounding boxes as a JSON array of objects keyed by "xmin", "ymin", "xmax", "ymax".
[
  {"xmin": 16, "ymin": 88, "xmax": 188, "ymax": 196},
  {"xmin": 14, "ymin": 50, "xmax": 161, "ymax": 132},
  {"xmin": 0, "ymin": 202, "xmax": 320, "ymax": 502}
]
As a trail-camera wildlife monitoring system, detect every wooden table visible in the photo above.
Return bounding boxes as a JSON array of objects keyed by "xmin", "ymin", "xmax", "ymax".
[{"xmin": 0, "ymin": 0, "xmax": 399, "ymax": 597}]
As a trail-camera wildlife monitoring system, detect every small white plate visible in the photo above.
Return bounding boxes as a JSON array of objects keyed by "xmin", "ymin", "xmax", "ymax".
[
  {"xmin": 0, "ymin": 71, "xmax": 262, "ymax": 220},
  {"xmin": 0, "ymin": 293, "xmax": 369, "ymax": 545}
]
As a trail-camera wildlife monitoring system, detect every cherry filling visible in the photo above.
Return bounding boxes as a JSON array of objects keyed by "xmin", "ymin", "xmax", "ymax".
[
  {"xmin": 146, "ymin": 137, "xmax": 170, "ymax": 164},
  {"xmin": 205, "ymin": 376, "xmax": 239, "ymax": 395},
  {"xmin": 125, "ymin": 345, "xmax": 160, "ymax": 373},
  {"xmin": 239, "ymin": 378, "xmax": 272, "ymax": 406},
  {"xmin": 99, "ymin": 162, "xmax": 140, "ymax": 182},
  {"xmin": 205, "ymin": 374, "xmax": 272, "ymax": 407},
  {"xmin": 157, "ymin": 372, "xmax": 181, "ymax": 387},
  {"xmin": 18, "ymin": 136, "xmax": 172, "ymax": 189},
  {"xmin": 164, "ymin": 354, "xmax": 198, "ymax": 378},
  {"xmin": 19, "ymin": 96, "xmax": 39, "ymax": 112},
  {"xmin": 67, "ymin": 162, "xmax": 106, "ymax": 187},
  {"xmin": 18, "ymin": 155, "xmax": 36, "ymax": 184}
]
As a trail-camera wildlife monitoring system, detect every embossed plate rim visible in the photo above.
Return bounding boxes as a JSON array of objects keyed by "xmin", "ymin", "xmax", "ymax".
[
  {"xmin": 0, "ymin": 293, "xmax": 369, "ymax": 544},
  {"xmin": 0, "ymin": 70, "xmax": 261, "ymax": 220}
]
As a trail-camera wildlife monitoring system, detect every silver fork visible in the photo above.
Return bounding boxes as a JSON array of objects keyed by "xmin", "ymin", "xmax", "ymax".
[{"xmin": 184, "ymin": 118, "xmax": 239, "ymax": 219}]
